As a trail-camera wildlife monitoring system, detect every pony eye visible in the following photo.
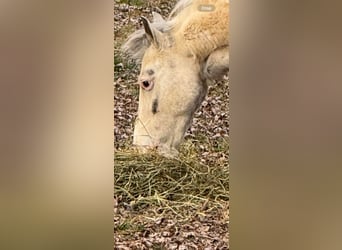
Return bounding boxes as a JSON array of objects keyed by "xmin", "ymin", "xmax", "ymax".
[
  {"xmin": 142, "ymin": 80, "xmax": 150, "ymax": 88},
  {"xmin": 139, "ymin": 79, "xmax": 154, "ymax": 91}
]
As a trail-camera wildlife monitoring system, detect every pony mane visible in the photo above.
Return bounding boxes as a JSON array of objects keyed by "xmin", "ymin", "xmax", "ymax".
[{"xmin": 122, "ymin": 0, "xmax": 229, "ymax": 63}]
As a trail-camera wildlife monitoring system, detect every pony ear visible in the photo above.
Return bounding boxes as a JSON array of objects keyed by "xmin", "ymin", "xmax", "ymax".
[
  {"xmin": 203, "ymin": 46, "xmax": 230, "ymax": 80},
  {"xmin": 141, "ymin": 16, "xmax": 163, "ymax": 48},
  {"xmin": 122, "ymin": 15, "xmax": 171, "ymax": 63}
]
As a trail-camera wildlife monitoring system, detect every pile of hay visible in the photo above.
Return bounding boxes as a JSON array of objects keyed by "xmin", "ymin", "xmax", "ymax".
[{"xmin": 114, "ymin": 149, "xmax": 229, "ymax": 220}]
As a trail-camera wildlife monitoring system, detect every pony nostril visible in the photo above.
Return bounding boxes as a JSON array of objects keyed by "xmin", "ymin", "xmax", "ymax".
[{"xmin": 142, "ymin": 81, "xmax": 150, "ymax": 88}]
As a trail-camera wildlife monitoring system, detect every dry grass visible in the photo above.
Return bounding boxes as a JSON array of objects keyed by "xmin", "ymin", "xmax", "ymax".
[
  {"xmin": 114, "ymin": 148, "xmax": 229, "ymax": 220},
  {"xmin": 114, "ymin": 147, "xmax": 229, "ymax": 248}
]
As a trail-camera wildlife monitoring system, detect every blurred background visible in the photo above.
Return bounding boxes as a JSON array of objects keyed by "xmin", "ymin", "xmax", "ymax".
[
  {"xmin": 0, "ymin": 0, "xmax": 113, "ymax": 249},
  {"xmin": 231, "ymin": 1, "xmax": 342, "ymax": 249}
]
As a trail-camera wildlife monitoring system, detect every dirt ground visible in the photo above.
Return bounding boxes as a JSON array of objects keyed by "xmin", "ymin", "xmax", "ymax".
[{"xmin": 114, "ymin": 0, "xmax": 229, "ymax": 249}]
